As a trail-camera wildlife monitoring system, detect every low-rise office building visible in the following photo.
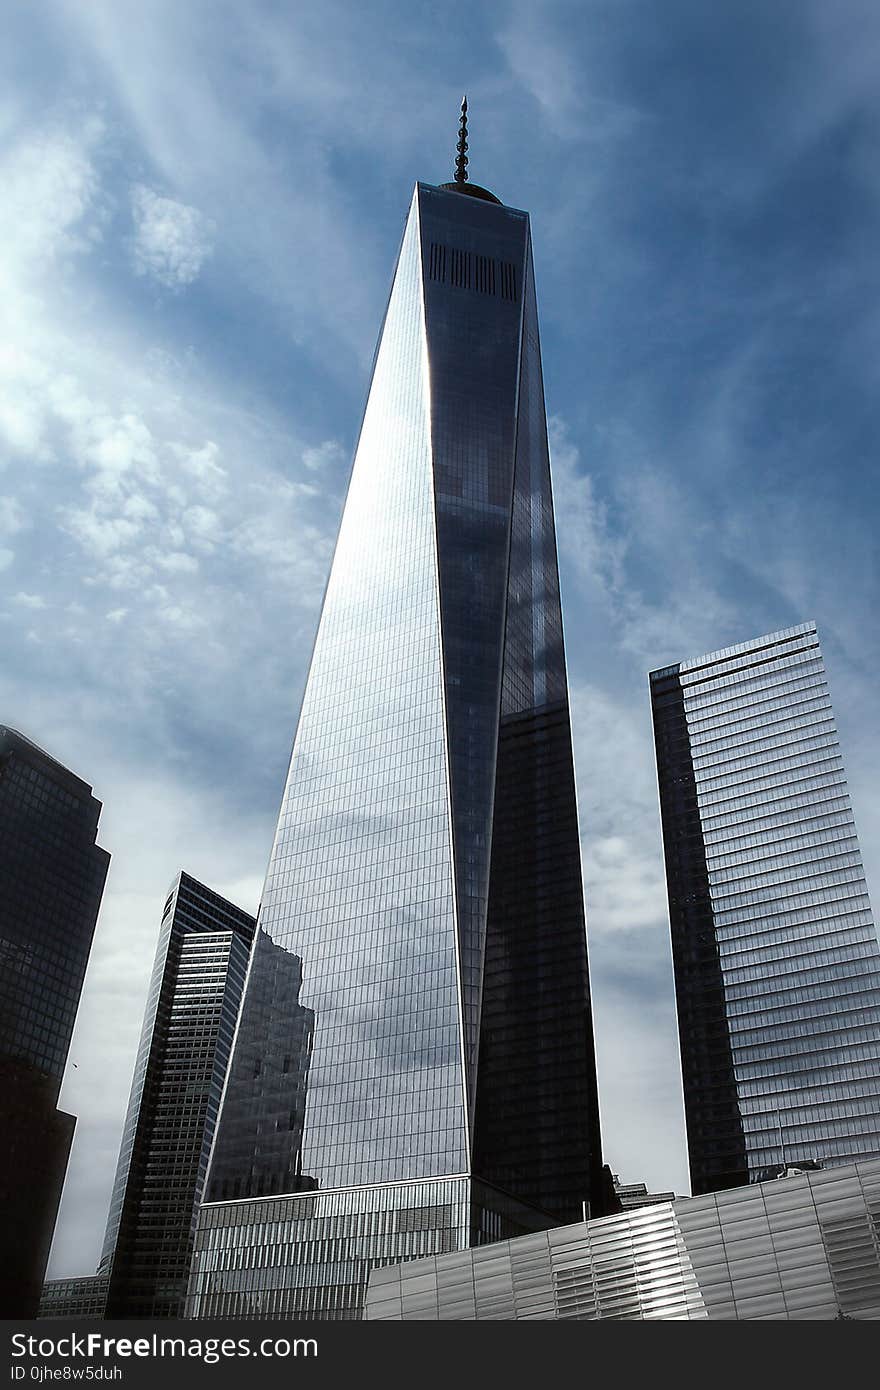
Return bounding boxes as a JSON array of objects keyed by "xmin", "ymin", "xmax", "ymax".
[{"xmin": 38, "ymin": 1275, "xmax": 109, "ymax": 1319}]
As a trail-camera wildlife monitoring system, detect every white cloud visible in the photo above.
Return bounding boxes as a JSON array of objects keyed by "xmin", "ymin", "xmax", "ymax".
[
  {"xmin": 62, "ymin": 510, "xmax": 141, "ymax": 560},
  {"xmin": 12, "ymin": 591, "xmax": 46, "ymax": 609},
  {"xmin": 0, "ymin": 497, "xmax": 26, "ymax": 534},
  {"xmin": 182, "ymin": 504, "xmax": 221, "ymax": 550},
  {"xmin": 570, "ymin": 681, "xmax": 667, "ymax": 937},
  {"xmin": 0, "ymin": 120, "xmax": 106, "ymax": 278},
  {"xmin": 303, "ymin": 439, "xmax": 346, "ymax": 473},
  {"xmin": 156, "ymin": 603, "xmax": 202, "ymax": 631},
  {"xmin": 0, "ymin": 392, "xmax": 53, "ymax": 461},
  {"xmin": 549, "ymin": 415, "xmax": 627, "ymax": 601},
  {"xmin": 551, "ymin": 414, "xmax": 742, "ymax": 673},
  {"xmin": 129, "ymin": 184, "xmax": 215, "ymax": 289},
  {"xmin": 122, "ymin": 493, "xmax": 160, "ymax": 524},
  {"xmin": 153, "ymin": 550, "xmax": 198, "ymax": 574},
  {"xmin": 172, "ymin": 441, "xmax": 226, "ymax": 492},
  {"xmin": 51, "ymin": 1, "xmax": 403, "ymax": 367},
  {"xmin": 79, "ymin": 413, "xmax": 159, "ymax": 497},
  {"xmin": 0, "ymin": 548, "xmax": 13, "ymax": 571}
]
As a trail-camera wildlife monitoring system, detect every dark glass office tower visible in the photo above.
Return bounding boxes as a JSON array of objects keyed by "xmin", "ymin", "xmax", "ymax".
[
  {"xmin": 0, "ymin": 726, "xmax": 110, "ymax": 1317},
  {"xmin": 99, "ymin": 872, "xmax": 255, "ymax": 1317},
  {"xmin": 188, "ymin": 156, "xmax": 607, "ymax": 1319},
  {"xmin": 650, "ymin": 623, "xmax": 880, "ymax": 1196}
]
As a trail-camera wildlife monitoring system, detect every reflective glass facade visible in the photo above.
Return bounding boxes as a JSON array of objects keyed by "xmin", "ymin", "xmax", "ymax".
[
  {"xmin": 0, "ymin": 726, "xmax": 109, "ymax": 1316},
  {"xmin": 193, "ymin": 180, "xmax": 605, "ymax": 1318},
  {"xmin": 651, "ymin": 623, "xmax": 880, "ymax": 1195},
  {"xmin": 208, "ymin": 192, "xmax": 466, "ymax": 1200},
  {"xmin": 100, "ymin": 872, "xmax": 254, "ymax": 1317},
  {"xmin": 367, "ymin": 1156, "xmax": 880, "ymax": 1320},
  {"xmin": 187, "ymin": 1176, "xmax": 555, "ymax": 1319}
]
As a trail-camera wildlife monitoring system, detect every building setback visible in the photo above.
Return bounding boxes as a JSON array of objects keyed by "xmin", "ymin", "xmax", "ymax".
[
  {"xmin": 612, "ymin": 1175, "xmax": 677, "ymax": 1210},
  {"xmin": 650, "ymin": 622, "xmax": 880, "ymax": 1195},
  {"xmin": 0, "ymin": 727, "xmax": 110, "ymax": 1318},
  {"xmin": 187, "ymin": 130, "xmax": 610, "ymax": 1320},
  {"xmin": 99, "ymin": 872, "xmax": 255, "ymax": 1318},
  {"xmin": 366, "ymin": 1156, "xmax": 880, "ymax": 1320}
]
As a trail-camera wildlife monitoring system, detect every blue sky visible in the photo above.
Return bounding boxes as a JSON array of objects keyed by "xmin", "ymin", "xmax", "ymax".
[{"xmin": 3, "ymin": 1, "xmax": 879, "ymax": 1276}]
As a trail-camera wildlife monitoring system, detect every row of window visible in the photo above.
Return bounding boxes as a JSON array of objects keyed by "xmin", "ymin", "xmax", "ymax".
[
  {"xmin": 686, "ymin": 688, "xmax": 832, "ymax": 754},
  {"xmin": 678, "ymin": 624, "xmax": 815, "ymax": 681},
  {"xmin": 705, "ymin": 817, "xmax": 857, "ymax": 873},
  {"xmin": 714, "ymin": 880, "xmax": 871, "ymax": 932},
  {"xmin": 695, "ymin": 749, "xmax": 844, "ymax": 810},
  {"xmin": 732, "ymin": 1033, "xmax": 880, "ymax": 1073},
  {"xmin": 681, "ymin": 648, "xmax": 824, "ymax": 709},
  {"xmin": 711, "ymin": 855, "xmax": 868, "ymax": 911},
  {"xmin": 725, "ymin": 949, "xmax": 880, "ymax": 998},
  {"xmin": 701, "ymin": 790, "xmax": 853, "ymax": 846},
  {"xmin": 690, "ymin": 714, "xmax": 837, "ymax": 777},
  {"xmin": 725, "ymin": 982, "xmax": 880, "ymax": 1030}
]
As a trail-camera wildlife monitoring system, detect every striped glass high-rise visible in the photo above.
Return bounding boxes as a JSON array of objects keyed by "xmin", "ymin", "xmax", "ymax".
[
  {"xmin": 100, "ymin": 872, "xmax": 255, "ymax": 1317},
  {"xmin": 651, "ymin": 622, "xmax": 880, "ymax": 1194}
]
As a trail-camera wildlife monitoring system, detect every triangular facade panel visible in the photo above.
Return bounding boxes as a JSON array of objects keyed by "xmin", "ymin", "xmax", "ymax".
[
  {"xmin": 208, "ymin": 193, "xmax": 468, "ymax": 1199},
  {"xmin": 418, "ymin": 185, "xmax": 529, "ymax": 1095}
]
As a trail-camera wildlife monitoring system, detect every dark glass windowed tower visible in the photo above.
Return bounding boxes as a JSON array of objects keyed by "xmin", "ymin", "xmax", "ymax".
[
  {"xmin": 0, "ymin": 726, "xmax": 109, "ymax": 1316},
  {"xmin": 99, "ymin": 872, "xmax": 255, "ymax": 1317},
  {"xmin": 188, "ymin": 174, "xmax": 607, "ymax": 1319},
  {"xmin": 650, "ymin": 623, "xmax": 880, "ymax": 1196}
]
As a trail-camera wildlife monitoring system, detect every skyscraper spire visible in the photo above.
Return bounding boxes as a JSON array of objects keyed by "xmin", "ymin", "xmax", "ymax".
[
  {"xmin": 454, "ymin": 94, "xmax": 468, "ymax": 184},
  {"xmin": 441, "ymin": 93, "xmax": 501, "ymax": 204}
]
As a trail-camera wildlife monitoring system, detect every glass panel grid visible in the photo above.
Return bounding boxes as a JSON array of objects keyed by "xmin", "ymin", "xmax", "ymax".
[{"xmin": 651, "ymin": 624, "xmax": 880, "ymax": 1192}]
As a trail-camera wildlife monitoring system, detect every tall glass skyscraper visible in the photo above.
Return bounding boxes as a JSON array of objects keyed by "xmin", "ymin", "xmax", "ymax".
[
  {"xmin": 0, "ymin": 726, "xmax": 110, "ymax": 1316},
  {"xmin": 650, "ymin": 622, "xmax": 880, "ymax": 1196},
  {"xmin": 187, "ymin": 152, "xmax": 608, "ymax": 1318},
  {"xmin": 100, "ymin": 872, "xmax": 255, "ymax": 1317}
]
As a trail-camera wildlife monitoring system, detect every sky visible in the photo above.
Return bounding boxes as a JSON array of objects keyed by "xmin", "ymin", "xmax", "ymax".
[{"xmin": 2, "ymin": 0, "xmax": 878, "ymax": 1278}]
